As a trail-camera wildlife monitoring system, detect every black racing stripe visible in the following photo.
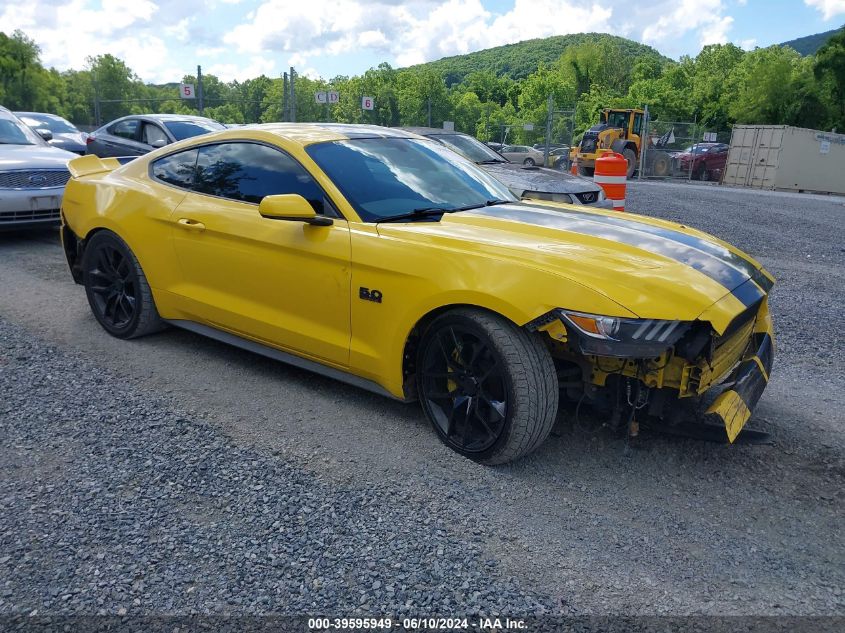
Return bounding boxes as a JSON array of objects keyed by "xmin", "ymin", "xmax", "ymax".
[
  {"xmin": 731, "ymin": 279, "xmax": 766, "ymax": 308},
  {"xmin": 471, "ymin": 205, "xmax": 753, "ymax": 292},
  {"xmin": 733, "ymin": 357, "xmax": 769, "ymax": 412},
  {"xmin": 754, "ymin": 332, "xmax": 774, "ymax": 375},
  {"xmin": 731, "ymin": 331, "xmax": 774, "ymax": 412},
  {"xmin": 524, "ymin": 203, "xmax": 765, "ymax": 283},
  {"xmin": 751, "ymin": 267, "xmax": 774, "ymax": 292}
]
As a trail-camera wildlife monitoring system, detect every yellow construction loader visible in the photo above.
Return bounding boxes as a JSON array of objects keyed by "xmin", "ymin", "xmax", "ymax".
[{"xmin": 575, "ymin": 108, "xmax": 671, "ymax": 179}]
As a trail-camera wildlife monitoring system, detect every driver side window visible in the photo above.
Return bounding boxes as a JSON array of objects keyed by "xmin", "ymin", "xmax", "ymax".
[{"xmin": 193, "ymin": 142, "xmax": 334, "ymax": 215}]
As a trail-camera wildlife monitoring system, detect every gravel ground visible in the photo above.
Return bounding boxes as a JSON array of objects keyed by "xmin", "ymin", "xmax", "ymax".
[
  {"xmin": 0, "ymin": 180, "xmax": 843, "ymax": 619},
  {"xmin": 0, "ymin": 320, "xmax": 552, "ymax": 616}
]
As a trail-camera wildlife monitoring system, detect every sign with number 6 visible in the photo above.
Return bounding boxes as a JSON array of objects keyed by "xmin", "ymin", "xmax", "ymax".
[
  {"xmin": 362, "ymin": 96, "xmax": 374, "ymax": 111},
  {"xmin": 180, "ymin": 83, "xmax": 195, "ymax": 99}
]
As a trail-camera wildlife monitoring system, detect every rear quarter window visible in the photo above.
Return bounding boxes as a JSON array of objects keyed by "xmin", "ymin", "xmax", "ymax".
[{"xmin": 151, "ymin": 149, "xmax": 199, "ymax": 189}]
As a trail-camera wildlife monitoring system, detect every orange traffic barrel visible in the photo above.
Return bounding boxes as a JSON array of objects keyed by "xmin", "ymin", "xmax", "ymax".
[{"xmin": 594, "ymin": 152, "xmax": 627, "ymax": 211}]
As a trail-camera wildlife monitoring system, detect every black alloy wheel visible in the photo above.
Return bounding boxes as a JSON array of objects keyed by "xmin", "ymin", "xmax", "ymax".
[
  {"xmin": 417, "ymin": 309, "xmax": 559, "ymax": 464},
  {"xmin": 420, "ymin": 323, "xmax": 509, "ymax": 454},
  {"xmin": 87, "ymin": 242, "xmax": 137, "ymax": 330},
  {"xmin": 82, "ymin": 231, "xmax": 164, "ymax": 339}
]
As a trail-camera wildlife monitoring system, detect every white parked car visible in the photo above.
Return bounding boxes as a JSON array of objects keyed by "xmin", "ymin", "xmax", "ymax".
[
  {"xmin": 0, "ymin": 106, "xmax": 77, "ymax": 230},
  {"xmin": 499, "ymin": 144, "xmax": 545, "ymax": 166}
]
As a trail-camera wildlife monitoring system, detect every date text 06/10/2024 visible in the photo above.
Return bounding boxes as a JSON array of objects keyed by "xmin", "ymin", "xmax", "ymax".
[{"xmin": 308, "ymin": 617, "xmax": 528, "ymax": 630}]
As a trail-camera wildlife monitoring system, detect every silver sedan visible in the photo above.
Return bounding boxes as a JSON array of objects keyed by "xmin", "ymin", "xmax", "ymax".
[{"xmin": 0, "ymin": 107, "xmax": 77, "ymax": 231}]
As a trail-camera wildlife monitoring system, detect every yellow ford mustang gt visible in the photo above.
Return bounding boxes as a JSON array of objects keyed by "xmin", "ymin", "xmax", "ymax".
[{"xmin": 60, "ymin": 124, "xmax": 774, "ymax": 464}]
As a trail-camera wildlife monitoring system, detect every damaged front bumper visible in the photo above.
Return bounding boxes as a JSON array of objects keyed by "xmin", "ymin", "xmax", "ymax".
[
  {"xmin": 537, "ymin": 297, "xmax": 775, "ymax": 443},
  {"xmin": 705, "ymin": 311, "xmax": 775, "ymax": 442}
]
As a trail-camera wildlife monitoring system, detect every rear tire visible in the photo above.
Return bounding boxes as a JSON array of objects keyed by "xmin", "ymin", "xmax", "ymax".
[
  {"xmin": 623, "ymin": 148, "xmax": 637, "ymax": 179},
  {"xmin": 523, "ymin": 158, "xmax": 535, "ymax": 166},
  {"xmin": 416, "ymin": 308, "xmax": 559, "ymax": 465},
  {"xmin": 82, "ymin": 230, "xmax": 165, "ymax": 339},
  {"xmin": 651, "ymin": 152, "xmax": 671, "ymax": 177},
  {"xmin": 578, "ymin": 165, "xmax": 594, "ymax": 178}
]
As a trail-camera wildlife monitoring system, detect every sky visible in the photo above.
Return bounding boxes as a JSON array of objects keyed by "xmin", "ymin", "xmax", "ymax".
[{"xmin": 1, "ymin": 0, "xmax": 844, "ymax": 84}]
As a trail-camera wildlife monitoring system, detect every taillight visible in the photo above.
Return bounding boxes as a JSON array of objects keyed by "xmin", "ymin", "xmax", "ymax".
[{"xmin": 86, "ymin": 135, "xmax": 95, "ymax": 144}]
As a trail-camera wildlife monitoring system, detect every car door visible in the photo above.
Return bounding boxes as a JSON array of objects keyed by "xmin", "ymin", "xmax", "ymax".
[
  {"xmin": 99, "ymin": 118, "xmax": 146, "ymax": 157},
  {"xmin": 169, "ymin": 141, "xmax": 351, "ymax": 366}
]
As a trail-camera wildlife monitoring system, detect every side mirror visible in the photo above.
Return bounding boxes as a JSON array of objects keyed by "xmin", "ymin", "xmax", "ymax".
[
  {"xmin": 150, "ymin": 139, "xmax": 168, "ymax": 149},
  {"xmin": 259, "ymin": 194, "xmax": 333, "ymax": 226},
  {"xmin": 37, "ymin": 128, "xmax": 53, "ymax": 141}
]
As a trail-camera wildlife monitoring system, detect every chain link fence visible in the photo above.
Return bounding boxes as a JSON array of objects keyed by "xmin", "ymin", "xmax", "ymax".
[{"xmin": 640, "ymin": 118, "xmax": 731, "ymax": 181}]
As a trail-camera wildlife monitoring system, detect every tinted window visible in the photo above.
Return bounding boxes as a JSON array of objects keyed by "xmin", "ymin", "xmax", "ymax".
[
  {"xmin": 194, "ymin": 142, "xmax": 326, "ymax": 211},
  {"xmin": 111, "ymin": 119, "xmax": 139, "ymax": 140},
  {"xmin": 164, "ymin": 119, "xmax": 225, "ymax": 141},
  {"xmin": 306, "ymin": 138, "xmax": 516, "ymax": 222},
  {"xmin": 152, "ymin": 149, "xmax": 198, "ymax": 189}
]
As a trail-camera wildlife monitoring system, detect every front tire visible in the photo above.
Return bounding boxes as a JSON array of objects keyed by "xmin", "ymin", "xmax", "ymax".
[
  {"xmin": 416, "ymin": 308, "xmax": 559, "ymax": 465},
  {"xmin": 523, "ymin": 157, "xmax": 536, "ymax": 166},
  {"xmin": 82, "ymin": 230, "xmax": 165, "ymax": 339}
]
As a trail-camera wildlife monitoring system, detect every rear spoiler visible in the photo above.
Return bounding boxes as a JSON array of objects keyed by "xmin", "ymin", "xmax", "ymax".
[{"xmin": 67, "ymin": 155, "xmax": 135, "ymax": 178}]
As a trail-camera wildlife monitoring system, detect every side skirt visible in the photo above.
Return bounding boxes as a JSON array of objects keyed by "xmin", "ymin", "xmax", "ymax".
[{"xmin": 166, "ymin": 319, "xmax": 412, "ymax": 403}]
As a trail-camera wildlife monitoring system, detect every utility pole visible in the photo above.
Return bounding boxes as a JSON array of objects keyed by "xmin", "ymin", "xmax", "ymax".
[
  {"xmin": 93, "ymin": 76, "xmax": 101, "ymax": 126},
  {"xmin": 197, "ymin": 65, "xmax": 204, "ymax": 116},
  {"xmin": 544, "ymin": 94, "xmax": 554, "ymax": 167},
  {"xmin": 427, "ymin": 95, "xmax": 431, "ymax": 127},
  {"xmin": 282, "ymin": 72, "xmax": 289, "ymax": 121},
  {"xmin": 289, "ymin": 66, "xmax": 296, "ymax": 122},
  {"xmin": 638, "ymin": 104, "xmax": 649, "ymax": 181}
]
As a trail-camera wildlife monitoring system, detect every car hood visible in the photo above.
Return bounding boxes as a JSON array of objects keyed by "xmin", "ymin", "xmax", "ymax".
[
  {"xmin": 0, "ymin": 144, "xmax": 77, "ymax": 169},
  {"xmin": 481, "ymin": 162, "xmax": 599, "ymax": 195},
  {"xmin": 376, "ymin": 202, "xmax": 771, "ymax": 330}
]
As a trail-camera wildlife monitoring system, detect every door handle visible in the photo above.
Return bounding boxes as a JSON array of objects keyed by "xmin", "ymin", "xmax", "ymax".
[{"xmin": 177, "ymin": 218, "xmax": 206, "ymax": 231}]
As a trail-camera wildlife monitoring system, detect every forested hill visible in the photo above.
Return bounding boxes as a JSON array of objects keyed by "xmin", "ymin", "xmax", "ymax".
[
  {"xmin": 781, "ymin": 27, "xmax": 842, "ymax": 56},
  {"xmin": 408, "ymin": 33, "xmax": 668, "ymax": 85}
]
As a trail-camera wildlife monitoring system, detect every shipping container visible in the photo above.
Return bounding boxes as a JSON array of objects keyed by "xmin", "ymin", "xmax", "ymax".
[{"xmin": 722, "ymin": 125, "xmax": 845, "ymax": 195}]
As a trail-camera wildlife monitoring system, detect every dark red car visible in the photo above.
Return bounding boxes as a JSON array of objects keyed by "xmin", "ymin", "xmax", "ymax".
[{"xmin": 675, "ymin": 142, "xmax": 730, "ymax": 181}]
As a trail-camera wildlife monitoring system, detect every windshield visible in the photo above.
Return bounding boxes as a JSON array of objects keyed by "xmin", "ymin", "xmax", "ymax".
[
  {"xmin": 432, "ymin": 134, "xmax": 505, "ymax": 163},
  {"xmin": 163, "ymin": 119, "xmax": 225, "ymax": 141},
  {"xmin": 19, "ymin": 115, "xmax": 77, "ymax": 134},
  {"xmin": 0, "ymin": 116, "xmax": 45, "ymax": 145},
  {"xmin": 306, "ymin": 137, "xmax": 516, "ymax": 222}
]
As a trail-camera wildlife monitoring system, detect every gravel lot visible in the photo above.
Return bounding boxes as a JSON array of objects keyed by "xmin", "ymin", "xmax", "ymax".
[{"xmin": 0, "ymin": 180, "xmax": 843, "ymax": 619}]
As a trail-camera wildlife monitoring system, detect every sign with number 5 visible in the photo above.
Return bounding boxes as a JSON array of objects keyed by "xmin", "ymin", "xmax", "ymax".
[
  {"xmin": 180, "ymin": 83, "xmax": 195, "ymax": 99},
  {"xmin": 362, "ymin": 96, "xmax": 374, "ymax": 111}
]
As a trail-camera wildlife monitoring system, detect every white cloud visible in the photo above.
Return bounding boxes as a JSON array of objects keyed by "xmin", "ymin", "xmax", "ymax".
[
  {"xmin": 739, "ymin": 38, "xmax": 757, "ymax": 50},
  {"xmin": 0, "ymin": 0, "xmax": 749, "ymax": 83},
  {"xmin": 641, "ymin": 0, "xmax": 733, "ymax": 48},
  {"xmin": 804, "ymin": 0, "xmax": 845, "ymax": 19}
]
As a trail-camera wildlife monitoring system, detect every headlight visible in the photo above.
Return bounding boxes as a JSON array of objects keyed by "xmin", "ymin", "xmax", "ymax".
[
  {"xmin": 522, "ymin": 191, "xmax": 573, "ymax": 204},
  {"xmin": 559, "ymin": 310, "xmax": 691, "ymax": 358},
  {"xmin": 597, "ymin": 188, "xmax": 606, "ymax": 201}
]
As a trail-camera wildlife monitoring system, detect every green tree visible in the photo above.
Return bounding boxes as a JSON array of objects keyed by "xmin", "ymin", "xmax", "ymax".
[
  {"xmin": 814, "ymin": 27, "xmax": 845, "ymax": 129},
  {"xmin": 726, "ymin": 46, "xmax": 813, "ymax": 125},
  {"xmin": 395, "ymin": 68, "xmax": 449, "ymax": 126},
  {"xmin": 87, "ymin": 53, "xmax": 144, "ymax": 122}
]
